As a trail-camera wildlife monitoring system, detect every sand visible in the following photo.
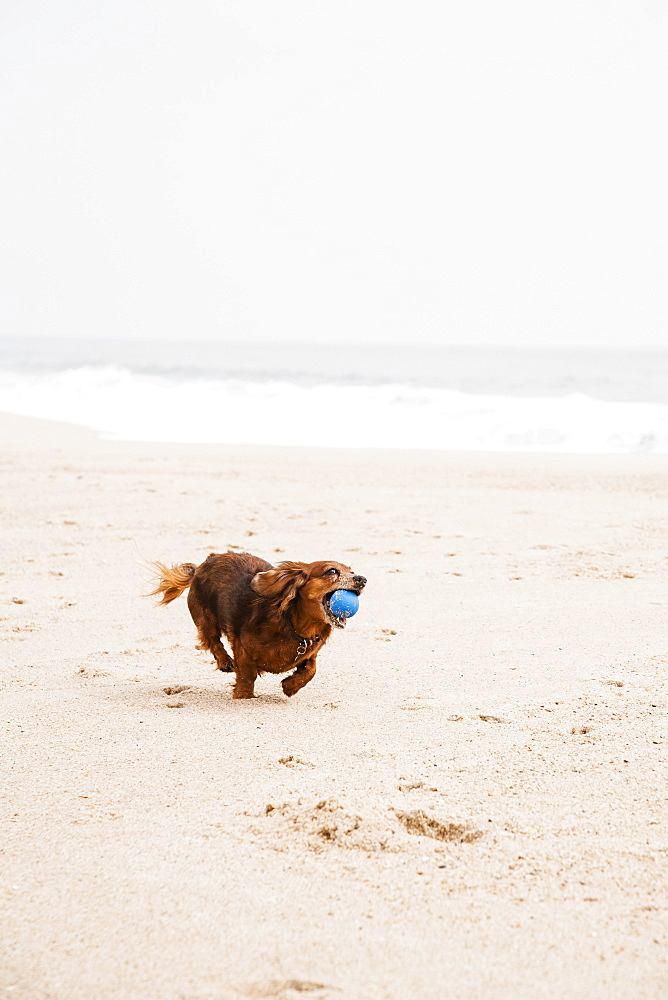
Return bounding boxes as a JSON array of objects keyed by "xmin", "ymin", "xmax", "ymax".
[{"xmin": 1, "ymin": 411, "xmax": 667, "ymax": 1000}]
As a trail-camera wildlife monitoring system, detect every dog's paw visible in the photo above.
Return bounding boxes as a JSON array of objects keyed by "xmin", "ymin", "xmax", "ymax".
[
  {"xmin": 281, "ymin": 677, "xmax": 298, "ymax": 698},
  {"xmin": 232, "ymin": 687, "xmax": 255, "ymax": 699}
]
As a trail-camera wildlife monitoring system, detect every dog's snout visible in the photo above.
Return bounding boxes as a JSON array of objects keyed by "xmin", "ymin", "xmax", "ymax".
[{"xmin": 353, "ymin": 574, "xmax": 367, "ymax": 589}]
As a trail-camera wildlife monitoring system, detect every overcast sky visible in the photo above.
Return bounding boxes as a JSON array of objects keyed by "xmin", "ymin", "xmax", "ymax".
[{"xmin": 1, "ymin": 0, "xmax": 667, "ymax": 347}]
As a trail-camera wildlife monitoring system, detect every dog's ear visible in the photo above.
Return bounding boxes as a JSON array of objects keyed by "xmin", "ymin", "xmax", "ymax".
[{"xmin": 251, "ymin": 561, "xmax": 309, "ymax": 610}]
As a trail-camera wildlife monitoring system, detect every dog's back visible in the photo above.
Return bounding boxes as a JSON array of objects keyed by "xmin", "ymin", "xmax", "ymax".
[{"xmin": 187, "ymin": 551, "xmax": 272, "ymax": 637}]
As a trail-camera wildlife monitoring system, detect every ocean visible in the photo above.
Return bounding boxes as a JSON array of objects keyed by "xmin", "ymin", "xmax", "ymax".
[{"xmin": 1, "ymin": 337, "xmax": 668, "ymax": 453}]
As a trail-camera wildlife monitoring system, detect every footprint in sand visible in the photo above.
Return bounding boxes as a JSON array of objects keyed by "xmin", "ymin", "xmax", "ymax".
[
  {"xmin": 237, "ymin": 980, "xmax": 337, "ymax": 999},
  {"xmin": 278, "ymin": 756, "xmax": 314, "ymax": 769}
]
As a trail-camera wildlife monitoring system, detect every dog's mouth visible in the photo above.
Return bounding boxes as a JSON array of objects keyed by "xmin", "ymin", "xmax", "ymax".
[{"xmin": 323, "ymin": 592, "xmax": 347, "ymax": 629}]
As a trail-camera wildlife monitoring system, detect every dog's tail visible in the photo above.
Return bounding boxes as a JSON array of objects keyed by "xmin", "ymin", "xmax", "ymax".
[{"xmin": 149, "ymin": 562, "xmax": 197, "ymax": 605}]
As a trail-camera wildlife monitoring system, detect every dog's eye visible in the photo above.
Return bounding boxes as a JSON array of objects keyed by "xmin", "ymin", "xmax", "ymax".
[{"xmin": 325, "ymin": 568, "xmax": 339, "ymax": 576}]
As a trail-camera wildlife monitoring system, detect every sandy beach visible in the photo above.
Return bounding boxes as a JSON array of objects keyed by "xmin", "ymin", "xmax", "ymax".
[{"xmin": 1, "ymin": 410, "xmax": 667, "ymax": 1000}]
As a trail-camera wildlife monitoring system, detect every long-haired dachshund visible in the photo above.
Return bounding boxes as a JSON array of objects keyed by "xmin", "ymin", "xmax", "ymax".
[{"xmin": 150, "ymin": 551, "xmax": 366, "ymax": 699}]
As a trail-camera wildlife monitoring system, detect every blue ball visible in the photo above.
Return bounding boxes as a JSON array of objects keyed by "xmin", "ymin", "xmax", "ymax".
[{"xmin": 328, "ymin": 589, "xmax": 360, "ymax": 618}]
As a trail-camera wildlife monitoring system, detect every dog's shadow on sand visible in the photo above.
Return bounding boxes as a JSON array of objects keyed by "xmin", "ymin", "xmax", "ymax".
[
  {"xmin": 88, "ymin": 673, "xmax": 299, "ymax": 714},
  {"xmin": 156, "ymin": 682, "xmax": 289, "ymax": 711}
]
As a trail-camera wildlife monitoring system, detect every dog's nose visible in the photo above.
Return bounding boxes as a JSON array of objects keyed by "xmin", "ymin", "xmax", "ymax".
[{"xmin": 353, "ymin": 575, "xmax": 367, "ymax": 589}]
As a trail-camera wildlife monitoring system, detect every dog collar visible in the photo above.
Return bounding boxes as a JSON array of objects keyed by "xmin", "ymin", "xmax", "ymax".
[
  {"xmin": 295, "ymin": 634, "xmax": 321, "ymax": 659},
  {"xmin": 284, "ymin": 612, "xmax": 321, "ymax": 660}
]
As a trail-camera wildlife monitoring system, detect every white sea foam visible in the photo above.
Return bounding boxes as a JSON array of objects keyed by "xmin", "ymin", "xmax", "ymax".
[{"xmin": 2, "ymin": 365, "xmax": 668, "ymax": 453}]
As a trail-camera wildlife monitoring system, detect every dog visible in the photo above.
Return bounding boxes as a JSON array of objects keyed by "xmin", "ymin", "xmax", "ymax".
[{"xmin": 150, "ymin": 551, "xmax": 366, "ymax": 699}]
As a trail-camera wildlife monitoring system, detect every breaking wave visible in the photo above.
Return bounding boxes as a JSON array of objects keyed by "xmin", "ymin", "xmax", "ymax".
[{"xmin": 2, "ymin": 365, "xmax": 668, "ymax": 453}]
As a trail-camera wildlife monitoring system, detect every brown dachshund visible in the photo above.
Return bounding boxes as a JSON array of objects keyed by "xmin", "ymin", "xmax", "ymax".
[{"xmin": 150, "ymin": 551, "xmax": 366, "ymax": 699}]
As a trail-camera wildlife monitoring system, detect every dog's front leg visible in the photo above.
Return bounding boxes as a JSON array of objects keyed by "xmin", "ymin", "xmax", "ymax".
[
  {"xmin": 282, "ymin": 657, "xmax": 317, "ymax": 698},
  {"xmin": 232, "ymin": 654, "xmax": 258, "ymax": 699}
]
